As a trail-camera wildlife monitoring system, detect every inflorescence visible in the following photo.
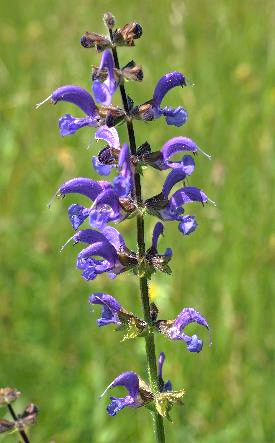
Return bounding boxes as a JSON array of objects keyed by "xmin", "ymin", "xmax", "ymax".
[{"xmin": 37, "ymin": 11, "xmax": 212, "ymax": 431}]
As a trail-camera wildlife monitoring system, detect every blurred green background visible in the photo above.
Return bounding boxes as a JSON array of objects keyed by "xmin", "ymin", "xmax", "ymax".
[{"xmin": 0, "ymin": 0, "xmax": 274, "ymax": 441}]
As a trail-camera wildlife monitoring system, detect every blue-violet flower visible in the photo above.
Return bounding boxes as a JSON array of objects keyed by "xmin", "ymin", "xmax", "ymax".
[
  {"xmin": 157, "ymin": 307, "xmax": 210, "ymax": 353},
  {"xmin": 64, "ymin": 226, "xmax": 138, "ymax": 280},
  {"xmin": 92, "ymin": 49, "xmax": 118, "ymax": 106},
  {"xmin": 145, "ymin": 167, "xmax": 209, "ymax": 236},
  {"xmin": 133, "ymin": 72, "xmax": 188, "ymax": 127}
]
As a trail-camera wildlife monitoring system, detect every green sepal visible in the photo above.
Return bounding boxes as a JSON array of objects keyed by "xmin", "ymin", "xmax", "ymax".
[
  {"xmin": 120, "ymin": 317, "xmax": 146, "ymax": 342},
  {"xmin": 155, "ymin": 389, "xmax": 185, "ymax": 418}
]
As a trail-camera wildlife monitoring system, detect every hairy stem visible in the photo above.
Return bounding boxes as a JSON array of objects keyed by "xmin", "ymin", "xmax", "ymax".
[
  {"xmin": 109, "ymin": 33, "xmax": 165, "ymax": 443},
  {"xmin": 7, "ymin": 404, "xmax": 30, "ymax": 443}
]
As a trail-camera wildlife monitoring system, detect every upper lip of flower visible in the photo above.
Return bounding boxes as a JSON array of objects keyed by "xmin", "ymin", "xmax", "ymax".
[
  {"xmin": 152, "ymin": 72, "xmax": 187, "ymax": 110},
  {"xmin": 92, "ymin": 49, "xmax": 118, "ymax": 106}
]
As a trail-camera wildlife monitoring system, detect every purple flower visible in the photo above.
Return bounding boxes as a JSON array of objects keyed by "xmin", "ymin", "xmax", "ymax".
[
  {"xmin": 157, "ymin": 308, "xmax": 209, "ymax": 353},
  {"xmin": 92, "ymin": 125, "xmax": 120, "ymax": 176},
  {"xmin": 101, "ymin": 352, "xmax": 173, "ymax": 416},
  {"xmin": 92, "ymin": 49, "xmax": 118, "ymax": 106},
  {"xmin": 56, "ymin": 177, "xmax": 112, "ymax": 230},
  {"xmin": 101, "ymin": 371, "xmax": 153, "ymax": 416},
  {"xmin": 64, "ymin": 226, "xmax": 138, "ymax": 281},
  {"xmin": 146, "ymin": 222, "xmax": 173, "ymax": 275},
  {"xmin": 113, "ymin": 144, "xmax": 134, "ymax": 197},
  {"xmin": 158, "ymin": 352, "xmax": 172, "ymax": 392},
  {"xmin": 140, "ymin": 136, "xmax": 211, "ymax": 171},
  {"xmin": 57, "ymin": 144, "xmax": 134, "ymax": 230},
  {"xmin": 36, "ymin": 85, "xmax": 101, "ymax": 136},
  {"xmin": 145, "ymin": 168, "xmax": 209, "ymax": 236},
  {"xmin": 88, "ymin": 293, "xmax": 123, "ymax": 327},
  {"xmin": 133, "ymin": 72, "xmax": 188, "ymax": 127},
  {"xmin": 88, "ymin": 292, "xmax": 146, "ymax": 331}
]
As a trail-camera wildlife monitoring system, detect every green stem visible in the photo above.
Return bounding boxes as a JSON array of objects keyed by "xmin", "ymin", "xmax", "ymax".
[
  {"xmin": 109, "ymin": 33, "xmax": 165, "ymax": 443},
  {"xmin": 7, "ymin": 404, "xmax": 30, "ymax": 443}
]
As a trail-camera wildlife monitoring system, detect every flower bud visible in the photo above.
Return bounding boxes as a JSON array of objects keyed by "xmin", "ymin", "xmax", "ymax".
[
  {"xmin": 150, "ymin": 302, "xmax": 159, "ymax": 322},
  {"xmin": 131, "ymin": 102, "xmax": 155, "ymax": 121},
  {"xmin": 145, "ymin": 193, "xmax": 169, "ymax": 211},
  {"xmin": 98, "ymin": 146, "xmax": 117, "ymax": 165},
  {"xmin": 80, "ymin": 32, "xmax": 111, "ymax": 52},
  {"xmin": 119, "ymin": 197, "xmax": 136, "ymax": 213},
  {"xmin": 103, "ymin": 12, "xmax": 116, "ymax": 29},
  {"xmin": 103, "ymin": 107, "xmax": 126, "ymax": 127},
  {"xmin": 113, "ymin": 22, "xmax": 143, "ymax": 46},
  {"xmin": 137, "ymin": 141, "xmax": 151, "ymax": 156},
  {"xmin": 0, "ymin": 387, "xmax": 21, "ymax": 406},
  {"xmin": 122, "ymin": 60, "xmax": 143, "ymax": 82},
  {"xmin": 17, "ymin": 403, "xmax": 39, "ymax": 429},
  {"xmin": 0, "ymin": 419, "xmax": 15, "ymax": 434}
]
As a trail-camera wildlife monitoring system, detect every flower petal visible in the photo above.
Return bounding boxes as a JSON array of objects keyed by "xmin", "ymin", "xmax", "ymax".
[
  {"xmin": 151, "ymin": 222, "xmax": 164, "ymax": 253},
  {"xmin": 162, "ymin": 106, "xmax": 188, "ymax": 127},
  {"xmin": 107, "ymin": 396, "xmax": 135, "ymax": 416},
  {"xmin": 153, "ymin": 72, "xmax": 186, "ymax": 109},
  {"xmin": 102, "ymin": 226, "xmax": 126, "ymax": 250},
  {"xmin": 113, "ymin": 144, "xmax": 133, "ymax": 197},
  {"xmin": 95, "ymin": 125, "xmax": 120, "ymax": 149},
  {"xmin": 185, "ymin": 335, "xmax": 203, "ymax": 353},
  {"xmin": 59, "ymin": 177, "xmax": 112, "ymax": 200},
  {"xmin": 52, "ymin": 85, "xmax": 97, "ymax": 115},
  {"xmin": 89, "ymin": 293, "xmax": 122, "ymax": 327},
  {"xmin": 178, "ymin": 215, "xmax": 197, "ymax": 236},
  {"xmin": 158, "ymin": 352, "xmax": 165, "ymax": 379},
  {"xmin": 92, "ymin": 50, "xmax": 117, "ymax": 105},
  {"xmin": 73, "ymin": 228, "xmax": 107, "ymax": 244},
  {"xmin": 76, "ymin": 242, "xmax": 116, "ymax": 280},
  {"xmin": 89, "ymin": 189, "xmax": 121, "ymax": 229},
  {"xmin": 93, "ymin": 80, "xmax": 112, "ymax": 106},
  {"xmin": 92, "ymin": 156, "xmax": 114, "ymax": 176},
  {"xmin": 68, "ymin": 203, "xmax": 90, "ymax": 230},
  {"xmin": 58, "ymin": 114, "xmax": 99, "ymax": 136},
  {"xmin": 109, "ymin": 371, "xmax": 140, "ymax": 399},
  {"xmin": 169, "ymin": 187, "xmax": 208, "ymax": 208},
  {"xmin": 173, "ymin": 307, "xmax": 209, "ymax": 330},
  {"xmin": 161, "ymin": 136, "xmax": 211, "ymax": 161},
  {"xmin": 162, "ymin": 169, "xmax": 187, "ymax": 199}
]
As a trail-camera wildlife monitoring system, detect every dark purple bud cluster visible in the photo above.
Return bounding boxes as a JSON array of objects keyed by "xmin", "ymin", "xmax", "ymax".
[{"xmin": 37, "ymin": 11, "xmax": 212, "ymax": 428}]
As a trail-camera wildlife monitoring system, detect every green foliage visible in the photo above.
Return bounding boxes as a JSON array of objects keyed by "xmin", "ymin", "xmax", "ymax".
[{"xmin": 0, "ymin": 0, "xmax": 274, "ymax": 441}]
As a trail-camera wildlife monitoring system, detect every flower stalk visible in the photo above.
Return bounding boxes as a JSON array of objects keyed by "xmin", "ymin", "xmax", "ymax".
[
  {"xmin": 7, "ymin": 404, "xmax": 30, "ymax": 443},
  {"xmin": 109, "ymin": 31, "xmax": 166, "ymax": 442}
]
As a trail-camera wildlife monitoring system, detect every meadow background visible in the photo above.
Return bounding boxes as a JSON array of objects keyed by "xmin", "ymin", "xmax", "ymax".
[{"xmin": 0, "ymin": 0, "xmax": 274, "ymax": 441}]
